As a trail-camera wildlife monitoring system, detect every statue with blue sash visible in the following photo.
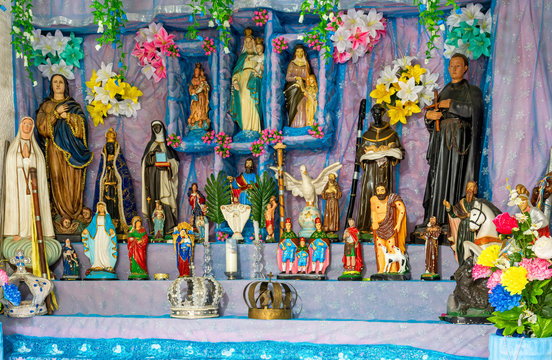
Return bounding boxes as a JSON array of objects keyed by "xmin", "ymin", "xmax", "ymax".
[{"xmin": 82, "ymin": 202, "xmax": 118, "ymax": 280}]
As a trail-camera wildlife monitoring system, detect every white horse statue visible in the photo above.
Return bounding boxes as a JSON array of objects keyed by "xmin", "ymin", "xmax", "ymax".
[{"xmin": 464, "ymin": 200, "xmax": 503, "ymax": 260}]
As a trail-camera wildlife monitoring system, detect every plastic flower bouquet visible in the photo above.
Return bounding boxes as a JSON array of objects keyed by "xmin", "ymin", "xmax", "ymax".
[
  {"xmin": 476, "ymin": 191, "xmax": 552, "ymax": 337},
  {"xmin": 249, "ymin": 129, "xmax": 283, "ymax": 157},
  {"xmin": 445, "ymin": 3, "xmax": 492, "ymax": 60},
  {"xmin": 33, "ymin": 30, "xmax": 84, "ymax": 80},
  {"xmin": 370, "ymin": 56, "xmax": 439, "ymax": 125},
  {"xmin": 85, "ymin": 62, "xmax": 143, "ymax": 126},
  {"xmin": 131, "ymin": 23, "xmax": 180, "ymax": 82}
]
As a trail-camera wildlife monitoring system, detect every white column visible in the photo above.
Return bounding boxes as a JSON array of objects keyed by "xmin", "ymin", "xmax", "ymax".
[{"xmin": 0, "ymin": 3, "xmax": 15, "ymax": 174}]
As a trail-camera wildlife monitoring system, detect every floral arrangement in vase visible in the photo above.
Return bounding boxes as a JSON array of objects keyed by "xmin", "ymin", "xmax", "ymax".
[
  {"xmin": 370, "ymin": 56, "xmax": 439, "ymax": 125},
  {"xmin": 272, "ymin": 37, "xmax": 289, "ymax": 54},
  {"xmin": 249, "ymin": 129, "xmax": 283, "ymax": 157},
  {"xmin": 85, "ymin": 62, "xmax": 143, "ymax": 126},
  {"xmin": 474, "ymin": 187, "xmax": 552, "ymax": 337},
  {"xmin": 445, "ymin": 3, "xmax": 492, "ymax": 60},
  {"xmin": 32, "ymin": 30, "xmax": 84, "ymax": 80},
  {"xmin": 131, "ymin": 23, "xmax": 180, "ymax": 83},
  {"xmin": 328, "ymin": 9, "xmax": 387, "ymax": 64},
  {"xmin": 202, "ymin": 131, "xmax": 232, "ymax": 158}
]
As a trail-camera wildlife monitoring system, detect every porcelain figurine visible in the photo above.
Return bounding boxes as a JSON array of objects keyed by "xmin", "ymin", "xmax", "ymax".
[
  {"xmin": 421, "ymin": 216, "xmax": 440, "ymax": 281},
  {"xmin": 270, "ymin": 162, "xmax": 342, "ymax": 237},
  {"xmin": 141, "ymin": 120, "xmax": 179, "ymax": 238},
  {"xmin": 229, "ymin": 157, "xmax": 257, "ymax": 207},
  {"xmin": 284, "ymin": 44, "xmax": 316, "ymax": 128},
  {"xmin": 509, "ymin": 184, "xmax": 549, "ymax": 237},
  {"xmin": 93, "ymin": 127, "xmax": 138, "ymax": 236},
  {"xmin": 308, "ymin": 218, "xmax": 330, "ymax": 276},
  {"xmin": 127, "ymin": 216, "xmax": 149, "ymax": 280},
  {"xmin": 370, "ymin": 184, "xmax": 409, "ymax": 280},
  {"xmin": 188, "ymin": 183, "xmax": 206, "ymax": 236},
  {"xmin": 36, "ymin": 74, "xmax": 93, "ymax": 223},
  {"xmin": 277, "ymin": 218, "xmax": 298, "ymax": 274},
  {"xmin": 188, "ymin": 63, "xmax": 211, "ymax": 131},
  {"xmin": 82, "ymin": 202, "xmax": 118, "ymax": 280},
  {"xmin": 173, "ymin": 222, "xmax": 195, "ymax": 277},
  {"xmin": 264, "ymin": 196, "xmax": 278, "ymax": 242},
  {"xmin": 321, "ymin": 173, "xmax": 342, "ymax": 236},
  {"xmin": 61, "ymin": 239, "xmax": 80, "ymax": 280},
  {"xmin": 221, "ymin": 195, "xmax": 251, "ymax": 243},
  {"xmin": 230, "ymin": 28, "xmax": 262, "ymax": 133},
  {"xmin": 339, "ymin": 218, "xmax": 363, "ymax": 281},
  {"xmin": 296, "ymin": 237, "xmax": 310, "ymax": 274},
  {"xmin": 152, "ymin": 201, "xmax": 165, "ymax": 241}
]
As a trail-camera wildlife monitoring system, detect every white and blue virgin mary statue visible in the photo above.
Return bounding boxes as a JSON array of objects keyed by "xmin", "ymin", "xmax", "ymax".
[{"xmin": 82, "ymin": 202, "xmax": 118, "ymax": 280}]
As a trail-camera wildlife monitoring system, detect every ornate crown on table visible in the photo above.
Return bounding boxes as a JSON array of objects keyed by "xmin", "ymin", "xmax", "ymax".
[
  {"xmin": 167, "ymin": 273, "xmax": 224, "ymax": 319},
  {"xmin": 243, "ymin": 273, "xmax": 297, "ymax": 320},
  {"xmin": 1, "ymin": 250, "xmax": 53, "ymax": 318}
]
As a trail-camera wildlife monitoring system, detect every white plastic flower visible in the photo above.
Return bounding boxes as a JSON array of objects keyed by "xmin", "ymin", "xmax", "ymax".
[
  {"xmin": 51, "ymin": 30, "xmax": 70, "ymax": 55},
  {"xmin": 55, "ymin": 59, "xmax": 75, "ymax": 80},
  {"xmin": 146, "ymin": 22, "xmax": 163, "ymax": 42},
  {"xmin": 94, "ymin": 85, "xmax": 112, "ymax": 105},
  {"xmin": 223, "ymin": 20, "xmax": 230, "ymax": 28},
  {"xmin": 418, "ymin": 88, "xmax": 435, "ymax": 108},
  {"xmin": 459, "ymin": 3, "xmax": 485, "ymax": 26},
  {"xmin": 224, "ymin": 47, "xmax": 230, "ymax": 54},
  {"xmin": 446, "ymin": 12, "xmax": 462, "ymax": 29},
  {"xmin": 351, "ymin": 43, "xmax": 367, "ymax": 63},
  {"xmin": 121, "ymin": 98, "xmax": 141, "ymax": 117},
  {"xmin": 364, "ymin": 9, "xmax": 384, "ymax": 38},
  {"xmin": 421, "ymin": 71, "xmax": 439, "ymax": 91},
  {"xmin": 480, "ymin": 12, "xmax": 492, "ymax": 34},
  {"xmin": 392, "ymin": 55, "xmax": 416, "ymax": 68},
  {"xmin": 135, "ymin": 29, "xmax": 148, "ymax": 43},
  {"xmin": 298, "ymin": 15, "xmax": 304, "ymax": 23},
  {"xmin": 443, "ymin": 42, "xmax": 457, "ymax": 59},
  {"xmin": 37, "ymin": 58, "xmax": 57, "ymax": 79},
  {"xmin": 85, "ymin": 88, "xmax": 95, "ymax": 104},
  {"xmin": 39, "ymin": 35, "xmax": 56, "ymax": 56},
  {"xmin": 514, "ymin": 213, "xmax": 528, "ymax": 222},
  {"xmin": 534, "ymin": 236, "xmax": 552, "ymax": 259},
  {"xmin": 377, "ymin": 65, "xmax": 399, "ymax": 90},
  {"xmin": 141, "ymin": 64, "xmax": 155, "ymax": 80},
  {"xmin": 208, "ymin": 20, "xmax": 215, "ymax": 28},
  {"xmin": 330, "ymin": 27, "xmax": 352, "ymax": 53},
  {"xmin": 396, "ymin": 77, "xmax": 423, "ymax": 103},
  {"xmin": 30, "ymin": 29, "xmax": 42, "ymax": 48},
  {"xmin": 108, "ymin": 100, "xmax": 123, "ymax": 116},
  {"xmin": 342, "ymin": 9, "xmax": 366, "ymax": 30},
  {"xmin": 96, "ymin": 62, "xmax": 116, "ymax": 85}
]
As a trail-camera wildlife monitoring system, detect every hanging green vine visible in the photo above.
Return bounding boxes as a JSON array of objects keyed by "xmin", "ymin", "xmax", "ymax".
[
  {"xmin": 10, "ymin": 0, "xmax": 36, "ymax": 85},
  {"xmin": 91, "ymin": 0, "xmax": 128, "ymax": 78},
  {"xmin": 413, "ymin": 0, "xmax": 458, "ymax": 59},
  {"xmin": 187, "ymin": 0, "xmax": 233, "ymax": 53},
  {"xmin": 299, "ymin": 0, "xmax": 339, "ymax": 62}
]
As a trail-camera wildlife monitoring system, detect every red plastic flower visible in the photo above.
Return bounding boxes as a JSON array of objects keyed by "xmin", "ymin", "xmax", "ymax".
[
  {"xmin": 348, "ymin": 27, "xmax": 369, "ymax": 50},
  {"xmin": 492, "ymin": 212, "xmax": 518, "ymax": 235}
]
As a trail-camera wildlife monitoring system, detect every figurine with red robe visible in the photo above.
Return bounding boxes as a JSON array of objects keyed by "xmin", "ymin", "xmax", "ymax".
[
  {"xmin": 277, "ymin": 218, "xmax": 298, "ymax": 275},
  {"xmin": 339, "ymin": 218, "xmax": 363, "ymax": 281},
  {"xmin": 127, "ymin": 216, "xmax": 149, "ymax": 280},
  {"xmin": 173, "ymin": 222, "xmax": 195, "ymax": 277}
]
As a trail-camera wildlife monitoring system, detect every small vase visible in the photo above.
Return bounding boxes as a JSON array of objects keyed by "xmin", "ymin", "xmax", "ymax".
[{"xmin": 488, "ymin": 333, "xmax": 552, "ymax": 360}]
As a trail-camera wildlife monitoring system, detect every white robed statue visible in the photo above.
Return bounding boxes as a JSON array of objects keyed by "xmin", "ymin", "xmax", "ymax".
[
  {"xmin": 82, "ymin": 202, "xmax": 118, "ymax": 279},
  {"xmin": 221, "ymin": 196, "xmax": 251, "ymax": 242},
  {"xmin": 3, "ymin": 116, "xmax": 60, "ymax": 266}
]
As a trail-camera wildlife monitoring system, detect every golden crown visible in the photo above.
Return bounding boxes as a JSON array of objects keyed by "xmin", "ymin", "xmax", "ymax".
[
  {"xmin": 105, "ymin": 127, "xmax": 117, "ymax": 142},
  {"xmin": 243, "ymin": 273, "xmax": 297, "ymax": 320}
]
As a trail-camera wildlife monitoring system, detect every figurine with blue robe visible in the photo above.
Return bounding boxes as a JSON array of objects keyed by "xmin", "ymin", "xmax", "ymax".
[
  {"xmin": 173, "ymin": 222, "xmax": 195, "ymax": 277},
  {"xmin": 61, "ymin": 239, "xmax": 80, "ymax": 280},
  {"xmin": 82, "ymin": 202, "xmax": 118, "ymax": 280},
  {"xmin": 93, "ymin": 128, "xmax": 137, "ymax": 237},
  {"xmin": 296, "ymin": 237, "xmax": 309, "ymax": 274},
  {"xmin": 229, "ymin": 157, "xmax": 257, "ymax": 207}
]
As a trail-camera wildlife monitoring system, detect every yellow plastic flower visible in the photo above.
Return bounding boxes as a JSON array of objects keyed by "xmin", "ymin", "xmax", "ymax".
[
  {"xmin": 87, "ymin": 101, "xmax": 112, "ymax": 127},
  {"xmin": 501, "ymin": 266, "xmax": 528, "ymax": 295},
  {"xmin": 123, "ymin": 85, "xmax": 144, "ymax": 104},
  {"xmin": 85, "ymin": 69, "xmax": 100, "ymax": 91},
  {"xmin": 387, "ymin": 100, "xmax": 408, "ymax": 125},
  {"xmin": 476, "ymin": 245, "xmax": 501, "ymax": 267},
  {"xmin": 406, "ymin": 64, "xmax": 427, "ymax": 83},
  {"xmin": 398, "ymin": 73, "xmax": 409, "ymax": 84},
  {"xmin": 104, "ymin": 78, "xmax": 122, "ymax": 99},
  {"xmin": 404, "ymin": 101, "xmax": 421, "ymax": 116},
  {"xmin": 369, "ymin": 84, "xmax": 395, "ymax": 104}
]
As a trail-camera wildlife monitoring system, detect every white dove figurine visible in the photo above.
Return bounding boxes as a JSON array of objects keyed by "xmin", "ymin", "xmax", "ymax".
[{"xmin": 270, "ymin": 162, "xmax": 342, "ymax": 209}]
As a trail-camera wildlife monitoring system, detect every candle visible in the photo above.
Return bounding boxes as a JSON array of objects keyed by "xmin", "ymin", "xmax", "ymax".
[
  {"xmin": 253, "ymin": 220, "xmax": 260, "ymax": 243},
  {"xmin": 226, "ymin": 237, "xmax": 238, "ymax": 273},
  {"xmin": 204, "ymin": 220, "xmax": 209, "ymax": 243}
]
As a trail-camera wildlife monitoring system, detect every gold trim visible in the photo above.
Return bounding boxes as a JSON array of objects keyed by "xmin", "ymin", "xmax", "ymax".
[{"xmin": 248, "ymin": 308, "xmax": 292, "ymax": 320}]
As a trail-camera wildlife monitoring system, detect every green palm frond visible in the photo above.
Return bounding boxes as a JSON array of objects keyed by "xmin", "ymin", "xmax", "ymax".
[
  {"xmin": 205, "ymin": 172, "xmax": 231, "ymax": 225},
  {"xmin": 247, "ymin": 172, "xmax": 277, "ymax": 228}
]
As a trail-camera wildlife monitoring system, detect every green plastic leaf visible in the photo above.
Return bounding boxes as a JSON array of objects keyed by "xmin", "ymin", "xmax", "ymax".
[{"xmin": 532, "ymin": 315, "xmax": 552, "ymax": 338}]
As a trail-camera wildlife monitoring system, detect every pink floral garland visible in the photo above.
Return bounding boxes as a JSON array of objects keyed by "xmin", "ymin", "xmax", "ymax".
[
  {"xmin": 272, "ymin": 37, "xmax": 289, "ymax": 54},
  {"xmin": 202, "ymin": 131, "xmax": 232, "ymax": 158},
  {"xmin": 202, "ymin": 37, "xmax": 216, "ymax": 56},
  {"xmin": 308, "ymin": 122, "xmax": 325, "ymax": 139},
  {"xmin": 253, "ymin": 9, "xmax": 269, "ymax": 26},
  {"xmin": 249, "ymin": 129, "xmax": 284, "ymax": 157},
  {"xmin": 166, "ymin": 133, "xmax": 182, "ymax": 149}
]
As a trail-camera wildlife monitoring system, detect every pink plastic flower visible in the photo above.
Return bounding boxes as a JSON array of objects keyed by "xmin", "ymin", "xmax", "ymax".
[
  {"xmin": 348, "ymin": 27, "xmax": 369, "ymax": 50},
  {"xmin": 520, "ymin": 257, "xmax": 552, "ymax": 281},
  {"xmin": 143, "ymin": 41, "xmax": 158, "ymax": 62},
  {"xmin": 487, "ymin": 269, "xmax": 503, "ymax": 293},
  {"xmin": 0, "ymin": 269, "xmax": 9, "ymax": 286},
  {"xmin": 333, "ymin": 47, "xmax": 352, "ymax": 63},
  {"xmin": 154, "ymin": 27, "xmax": 176, "ymax": 54},
  {"xmin": 472, "ymin": 264, "xmax": 492, "ymax": 280}
]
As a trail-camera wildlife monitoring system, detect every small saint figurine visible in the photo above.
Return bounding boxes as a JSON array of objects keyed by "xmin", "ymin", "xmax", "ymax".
[
  {"xmin": 309, "ymin": 218, "xmax": 330, "ymax": 276},
  {"xmin": 127, "ymin": 216, "xmax": 149, "ymax": 280},
  {"xmin": 299, "ymin": 74, "xmax": 318, "ymax": 127},
  {"xmin": 93, "ymin": 127, "xmax": 138, "ymax": 236},
  {"xmin": 188, "ymin": 183, "xmax": 206, "ymax": 234},
  {"xmin": 277, "ymin": 218, "xmax": 298, "ymax": 274},
  {"xmin": 188, "ymin": 63, "xmax": 210, "ymax": 131},
  {"xmin": 421, "ymin": 216, "xmax": 440, "ymax": 281},
  {"xmin": 229, "ymin": 157, "xmax": 257, "ymax": 206},
  {"xmin": 264, "ymin": 196, "xmax": 278, "ymax": 242},
  {"xmin": 61, "ymin": 239, "xmax": 80, "ymax": 280},
  {"xmin": 141, "ymin": 120, "xmax": 179, "ymax": 238},
  {"xmin": 173, "ymin": 222, "xmax": 195, "ymax": 277},
  {"xmin": 152, "ymin": 201, "xmax": 165, "ymax": 240},
  {"xmin": 296, "ymin": 237, "xmax": 310, "ymax": 274},
  {"xmin": 82, "ymin": 202, "xmax": 118, "ymax": 280},
  {"xmin": 284, "ymin": 44, "xmax": 316, "ymax": 128},
  {"xmin": 321, "ymin": 173, "xmax": 342, "ymax": 236},
  {"xmin": 370, "ymin": 184, "xmax": 409, "ymax": 280},
  {"xmin": 338, "ymin": 219, "xmax": 363, "ymax": 281},
  {"xmin": 509, "ymin": 184, "xmax": 549, "ymax": 237},
  {"xmin": 36, "ymin": 74, "xmax": 93, "ymax": 223}
]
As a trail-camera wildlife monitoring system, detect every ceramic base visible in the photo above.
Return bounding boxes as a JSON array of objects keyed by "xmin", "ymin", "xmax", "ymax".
[
  {"xmin": 128, "ymin": 274, "xmax": 149, "ymax": 280},
  {"xmin": 421, "ymin": 273, "xmax": 441, "ymax": 281},
  {"xmin": 439, "ymin": 314, "xmax": 492, "ymax": 324},
  {"xmin": 60, "ymin": 275, "xmax": 80, "ymax": 281},
  {"xmin": 338, "ymin": 271, "xmax": 363, "ymax": 281},
  {"xmin": 85, "ymin": 270, "xmax": 118, "ymax": 280},
  {"xmin": 370, "ymin": 272, "xmax": 412, "ymax": 281},
  {"xmin": 359, "ymin": 232, "xmax": 374, "ymax": 243},
  {"xmin": 277, "ymin": 272, "xmax": 327, "ymax": 280}
]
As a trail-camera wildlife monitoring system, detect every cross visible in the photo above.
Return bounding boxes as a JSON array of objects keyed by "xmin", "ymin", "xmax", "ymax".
[
  {"xmin": 267, "ymin": 272, "xmax": 274, "ymax": 282},
  {"xmin": 423, "ymin": 89, "xmax": 441, "ymax": 132},
  {"xmin": 10, "ymin": 250, "xmax": 31, "ymax": 273}
]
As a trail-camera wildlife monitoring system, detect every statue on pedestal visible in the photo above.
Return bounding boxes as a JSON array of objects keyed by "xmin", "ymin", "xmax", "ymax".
[
  {"xmin": 421, "ymin": 216, "xmax": 440, "ymax": 281},
  {"xmin": 339, "ymin": 218, "xmax": 363, "ymax": 281},
  {"xmin": 230, "ymin": 28, "xmax": 262, "ymax": 133},
  {"xmin": 173, "ymin": 222, "xmax": 195, "ymax": 277},
  {"xmin": 356, "ymin": 104, "xmax": 403, "ymax": 235},
  {"xmin": 423, "ymin": 53, "xmax": 484, "ymax": 227},
  {"xmin": 127, "ymin": 216, "xmax": 149, "ymax": 280},
  {"xmin": 188, "ymin": 63, "xmax": 210, "ymax": 131},
  {"xmin": 284, "ymin": 45, "xmax": 317, "ymax": 128},
  {"xmin": 93, "ymin": 127, "xmax": 137, "ymax": 236},
  {"xmin": 221, "ymin": 195, "xmax": 251, "ymax": 243},
  {"xmin": 321, "ymin": 173, "xmax": 342, "ymax": 235},
  {"xmin": 36, "ymin": 74, "xmax": 93, "ymax": 223},
  {"xmin": 370, "ymin": 184, "xmax": 410, "ymax": 280},
  {"xmin": 141, "ymin": 120, "xmax": 179, "ymax": 239},
  {"xmin": 82, "ymin": 202, "xmax": 118, "ymax": 280}
]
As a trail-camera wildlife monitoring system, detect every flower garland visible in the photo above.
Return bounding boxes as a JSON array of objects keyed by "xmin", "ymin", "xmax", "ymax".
[
  {"xmin": 32, "ymin": 30, "xmax": 84, "ymax": 80},
  {"xmin": 131, "ymin": 23, "xmax": 180, "ymax": 83},
  {"xmin": 249, "ymin": 129, "xmax": 283, "ymax": 157},
  {"xmin": 445, "ymin": 3, "xmax": 492, "ymax": 60},
  {"xmin": 370, "ymin": 56, "xmax": 439, "ymax": 125},
  {"xmin": 253, "ymin": 9, "xmax": 269, "ymax": 26},
  {"xmin": 308, "ymin": 122, "xmax": 325, "ymax": 139},
  {"xmin": 10, "ymin": 0, "xmax": 36, "ymax": 85},
  {"xmin": 85, "ymin": 62, "xmax": 143, "ymax": 126},
  {"xmin": 298, "ymin": 0, "xmax": 339, "ymax": 62},
  {"xmin": 167, "ymin": 134, "xmax": 182, "ymax": 149},
  {"xmin": 413, "ymin": 0, "xmax": 459, "ymax": 60},
  {"xmin": 187, "ymin": 0, "xmax": 233, "ymax": 54},
  {"xmin": 473, "ymin": 185, "xmax": 552, "ymax": 338},
  {"xmin": 202, "ymin": 131, "xmax": 232, "ymax": 158},
  {"xmin": 202, "ymin": 37, "xmax": 216, "ymax": 56},
  {"xmin": 329, "ymin": 9, "xmax": 387, "ymax": 64},
  {"xmin": 272, "ymin": 37, "xmax": 289, "ymax": 54},
  {"xmin": 91, "ymin": 0, "xmax": 128, "ymax": 77}
]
